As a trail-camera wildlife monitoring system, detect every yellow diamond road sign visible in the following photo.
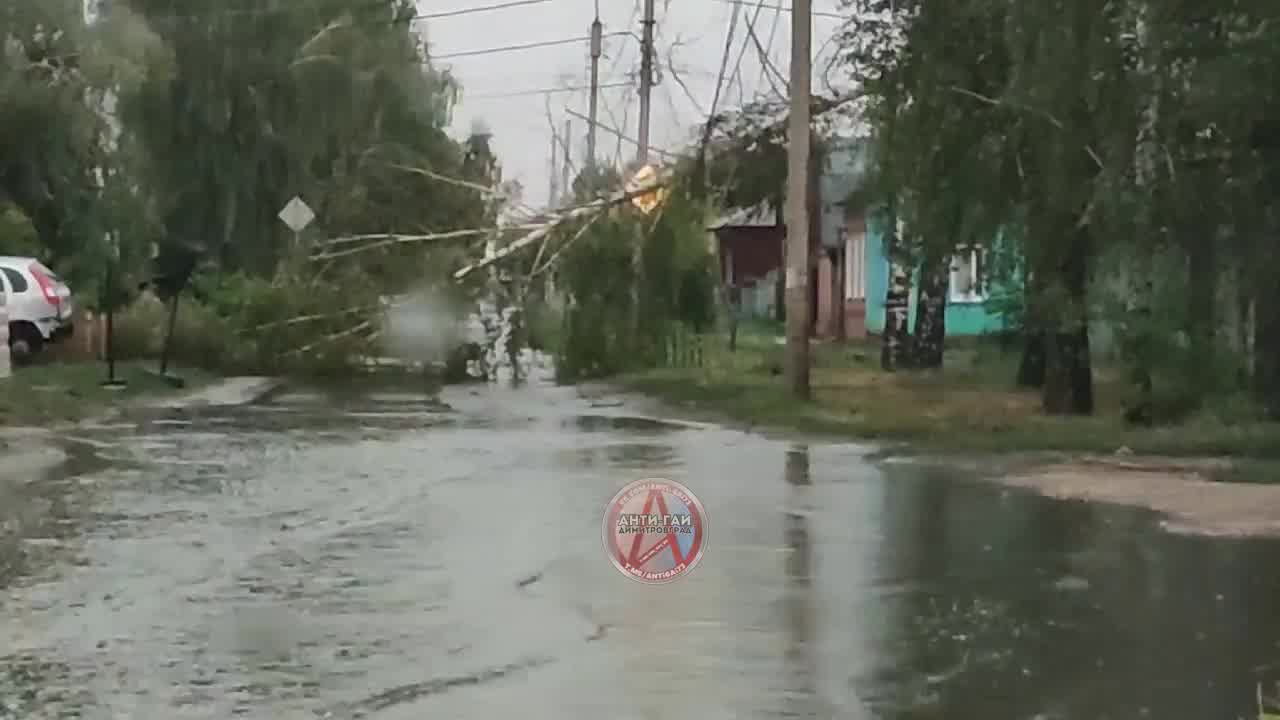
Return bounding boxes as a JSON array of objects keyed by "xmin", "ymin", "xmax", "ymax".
[{"xmin": 626, "ymin": 165, "xmax": 667, "ymax": 214}]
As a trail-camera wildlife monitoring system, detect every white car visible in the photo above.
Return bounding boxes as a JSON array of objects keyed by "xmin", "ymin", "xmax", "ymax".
[{"xmin": 0, "ymin": 256, "xmax": 74, "ymax": 360}]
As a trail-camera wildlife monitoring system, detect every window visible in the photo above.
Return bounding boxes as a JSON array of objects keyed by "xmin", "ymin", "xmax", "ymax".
[
  {"xmin": 1, "ymin": 267, "xmax": 27, "ymax": 293},
  {"xmin": 844, "ymin": 227, "xmax": 866, "ymax": 300},
  {"xmin": 949, "ymin": 245, "xmax": 987, "ymax": 303}
]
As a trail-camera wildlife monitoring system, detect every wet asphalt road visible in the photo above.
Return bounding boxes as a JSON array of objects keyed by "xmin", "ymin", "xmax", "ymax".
[{"xmin": 3, "ymin": 376, "xmax": 1280, "ymax": 719}]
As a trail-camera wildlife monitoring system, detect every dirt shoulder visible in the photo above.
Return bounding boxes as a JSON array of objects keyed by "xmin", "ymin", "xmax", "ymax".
[
  {"xmin": 617, "ymin": 335, "xmax": 1280, "ymax": 457},
  {"xmin": 616, "ymin": 334, "xmax": 1280, "ymax": 536},
  {"xmin": 0, "ymin": 360, "xmax": 216, "ymax": 428},
  {"xmin": 1, "ymin": 370, "xmax": 280, "ymax": 488},
  {"xmin": 998, "ymin": 456, "xmax": 1280, "ymax": 537}
]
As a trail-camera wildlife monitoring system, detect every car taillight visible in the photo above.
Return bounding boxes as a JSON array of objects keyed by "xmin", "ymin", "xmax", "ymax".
[{"xmin": 29, "ymin": 264, "xmax": 60, "ymax": 308}]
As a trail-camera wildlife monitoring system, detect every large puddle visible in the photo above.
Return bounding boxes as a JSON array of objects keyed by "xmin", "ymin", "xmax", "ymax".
[{"xmin": 2, "ymin": 379, "xmax": 1278, "ymax": 718}]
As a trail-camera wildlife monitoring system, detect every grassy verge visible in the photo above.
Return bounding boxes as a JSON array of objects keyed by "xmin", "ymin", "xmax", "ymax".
[
  {"xmin": 0, "ymin": 360, "xmax": 215, "ymax": 427},
  {"xmin": 617, "ymin": 332, "xmax": 1280, "ymax": 460}
]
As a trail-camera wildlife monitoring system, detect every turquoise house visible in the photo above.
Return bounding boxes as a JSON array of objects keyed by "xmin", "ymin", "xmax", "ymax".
[
  {"xmin": 825, "ymin": 139, "xmax": 1012, "ymax": 338},
  {"xmin": 859, "ymin": 213, "xmax": 1009, "ymax": 336}
]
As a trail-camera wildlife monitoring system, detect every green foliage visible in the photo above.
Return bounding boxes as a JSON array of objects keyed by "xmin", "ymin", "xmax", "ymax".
[
  {"xmin": 0, "ymin": 3, "xmax": 108, "ymax": 276},
  {"xmin": 0, "ymin": 205, "xmax": 40, "ymax": 257},
  {"xmin": 1, "ymin": 0, "xmax": 498, "ymax": 377},
  {"xmin": 111, "ymin": 263, "xmax": 385, "ymax": 375},
  {"xmin": 551, "ymin": 185, "xmax": 716, "ymax": 382},
  {"xmin": 115, "ymin": 0, "xmax": 486, "ymax": 283},
  {"xmin": 842, "ymin": 0, "xmax": 1280, "ymax": 421}
]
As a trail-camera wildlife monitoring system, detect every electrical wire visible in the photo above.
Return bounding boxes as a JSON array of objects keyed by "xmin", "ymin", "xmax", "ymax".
[
  {"xmin": 463, "ymin": 81, "xmax": 631, "ymax": 100},
  {"xmin": 742, "ymin": 2, "xmax": 788, "ymax": 96},
  {"xmin": 725, "ymin": 0, "xmax": 770, "ymax": 101},
  {"xmin": 710, "ymin": 0, "xmax": 846, "ymax": 20},
  {"xmin": 756, "ymin": 2, "xmax": 782, "ymax": 95},
  {"xmin": 432, "ymin": 32, "xmax": 630, "ymax": 60},
  {"xmin": 136, "ymin": 0, "xmax": 556, "ymax": 24},
  {"xmin": 599, "ymin": 2, "xmax": 642, "ymax": 164},
  {"xmin": 408, "ymin": 0, "xmax": 551, "ymax": 21},
  {"xmin": 707, "ymin": 1, "xmax": 743, "ymax": 121}
]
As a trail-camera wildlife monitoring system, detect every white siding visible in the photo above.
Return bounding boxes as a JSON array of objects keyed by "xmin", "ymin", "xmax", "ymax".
[{"xmin": 845, "ymin": 228, "xmax": 866, "ymax": 300}]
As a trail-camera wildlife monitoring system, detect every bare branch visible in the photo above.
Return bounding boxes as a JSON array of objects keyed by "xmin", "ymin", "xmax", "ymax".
[
  {"xmin": 946, "ymin": 85, "xmax": 1104, "ymax": 170},
  {"xmin": 311, "ymin": 226, "xmax": 540, "ymax": 260},
  {"xmin": 531, "ymin": 213, "xmax": 601, "ymax": 277},
  {"xmin": 315, "ymin": 225, "xmax": 540, "ymax": 251},
  {"xmin": 454, "ymin": 178, "xmax": 670, "ymax": 279},
  {"xmin": 743, "ymin": 4, "xmax": 787, "ymax": 98},
  {"xmin": 285, "ymin": 320, "xmax": 374, "ymax": 357},
  {"xmin": 240, "ymin": 306, "xmax": 376, "ymax": 335}
]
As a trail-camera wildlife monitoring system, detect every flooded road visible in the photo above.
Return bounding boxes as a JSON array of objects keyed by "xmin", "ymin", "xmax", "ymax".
[{"xmin": 3, "ymin": 378, "xmax": 1279, "ymax": 719}]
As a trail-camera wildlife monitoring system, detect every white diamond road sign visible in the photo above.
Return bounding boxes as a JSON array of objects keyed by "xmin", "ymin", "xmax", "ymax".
[{"xmin": 278, "ymin": 196, "xmax": 315, "ymax": 233}]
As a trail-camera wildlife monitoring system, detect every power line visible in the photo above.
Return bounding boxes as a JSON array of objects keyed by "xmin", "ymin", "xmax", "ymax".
[
  {"xmin": 742, "ymin": 0, "xmax": 788, "ymax": 96},
  {"xmin": 564, "ymin": 107, "xmax": 684, "ymax": 158},
  {"xmin": 464, "ymin": 81, "xmax": 631, "ymax": 100},
  {"xmin": 726, "ymin": 0, "xmax": 768, "ymax": 102},
  {"xmin": 133, "ymin": 0, "xmax": 554, "ymax": 25},
  {"xmin": 711, "ymin": 0, "xmax": 847, "ymax": 20},
  {"xmin": 433, "ymin": 32, "xmax": 630, "ymax": 60},
  {"xmin": 410, "ymin": 0, "xmax": 550, "ymax": 21}
]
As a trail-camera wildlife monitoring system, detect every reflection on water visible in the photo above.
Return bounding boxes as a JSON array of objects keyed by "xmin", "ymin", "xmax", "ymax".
[
  {"xmin": 783, "ymin": 445, "xmax": 816, "ymax": 717},
  {"xmin": 3, "ymin": 383, "xmax": 1280, "ymax": 720},
  {"xmin": 866, "ymin": 464, "xmax": 1280, "ymax": 719}
]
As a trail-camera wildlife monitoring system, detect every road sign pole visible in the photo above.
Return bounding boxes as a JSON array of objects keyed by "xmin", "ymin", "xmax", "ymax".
[
  {"xmin": 279, "ymin": 196, "xmax": 316, "ymax": 270},
  {"xmin": 102, "ymin": 232, "xmax": 127, "ymax": 388}
]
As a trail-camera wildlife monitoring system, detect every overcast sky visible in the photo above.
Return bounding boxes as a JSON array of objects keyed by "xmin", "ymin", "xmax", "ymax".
[{"xmin": 415, "ymin": 0, "xmax": 848, "ymax": 208}]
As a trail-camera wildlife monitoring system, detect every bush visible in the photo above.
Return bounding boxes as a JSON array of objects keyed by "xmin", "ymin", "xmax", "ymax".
[
  {"xmin": 112, "ymin": 292, "xmax": 246, "ymax": 371},
  {"xmin": 111, "ymin": 267, "xmax": 384, "ymax": 375}
]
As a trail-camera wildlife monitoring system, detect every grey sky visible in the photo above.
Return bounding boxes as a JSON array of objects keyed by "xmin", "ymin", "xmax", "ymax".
[{"xmin": 415, "ymin": 0, "xmax": 847, "ymax": 208}]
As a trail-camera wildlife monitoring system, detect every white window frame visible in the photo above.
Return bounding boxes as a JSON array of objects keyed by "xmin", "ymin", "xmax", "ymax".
[
  {"xmin": 844, "ymin": 227, "xmax": 866, "ymax": 300},
  {"xmin": 949, "ymin": 245, "xmax": 987, "ymax": 303}
]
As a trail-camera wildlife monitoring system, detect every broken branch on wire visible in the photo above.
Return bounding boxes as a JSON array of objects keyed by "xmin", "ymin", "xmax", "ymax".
[
  {"xmin": 310, "ymin": 225, "xmax": 539, "ymax": 261},
  {"xmin": 452, "ymin": 175, "xmax": 672, "ymax": 280}
]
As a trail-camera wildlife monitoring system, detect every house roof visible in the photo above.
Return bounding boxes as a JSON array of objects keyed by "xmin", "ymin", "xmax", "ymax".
[{"xmin": 707, "ymin": 202, "xmax": 778, "ymax": 230}]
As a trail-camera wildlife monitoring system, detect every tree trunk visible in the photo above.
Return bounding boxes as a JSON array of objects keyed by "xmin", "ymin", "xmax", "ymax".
[
  {"xmin": 828, "ymin": 248, "xmax": 845, "ymax": 341},
  {"xmin": 1017, "ymin": 332, "xmax": 1046, "ymax": 388},
  {"xmin": 159, "ymin": 293, "xmax": 180, "ymax": 376},
  {"xmin": 1041, "ymin": 230, "xmax": 1094, "ymax": 415},
  {"xmin": 880, "ymin": 200, "xmax": 911, "ymax": 371},
  {"xmin": 1186, "ymin": 236, "xmax": 1217, "ymax": 391},
  {"xmin": 1256, "ymin": 276, "xmax": 1280, "ymax": 419},
  {"xmin": 1238, "ymin": 274, "xmax": 1255, "ymax": 387},
  {"xmin": 775, "ymin": 202, "xmax": 786, "ymax": 323},
  {"xmin": 1017, "ymin": 274, "xmax": 1046, "ymax": 387},
  {"xmin": 911, "ymin": 252, "xmax": 948, "ymax": 369},
  {"xmin": 1123, "ymin": 1, "xmax": 1161, "ymax": 426}
]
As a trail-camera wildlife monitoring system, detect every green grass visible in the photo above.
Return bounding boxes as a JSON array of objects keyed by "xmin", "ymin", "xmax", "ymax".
[
  {"xmin": 0, "ymin": 360, "xmax": 214, "ymax": 427},
  {"xmin": 617, "ymin": 332, "xmax": 1280, "ymax": 459}
]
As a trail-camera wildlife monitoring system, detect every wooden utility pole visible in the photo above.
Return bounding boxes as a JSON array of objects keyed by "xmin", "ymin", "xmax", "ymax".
[
  {"xmin": 587, "ymin": 14, "xmax": 603, "ymax": 169},
  {"xmin": 637, "ymin": 0, "xmax": 655, "ymax": 164},
  {"xmin": 561, "ymin": 119, "xmax": 572, "ymax": 205},
  {"xmin": 628, "ymin": 0, "xmax": 656, "ymax": 354},
  {"xmin": 548, "ymin": 124, "xmax": 559, "ymax": 207},
  {"xmin": 785, "ymin": 0, "xmax": 812, "ymax": 398}
]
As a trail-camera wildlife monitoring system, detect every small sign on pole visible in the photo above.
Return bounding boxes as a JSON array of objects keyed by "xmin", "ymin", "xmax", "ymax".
[
  {"xmin": 278, "ymin": 196, "xmax": 315, "ymax": 233},
  {"xmin": 278, "ymin": 196, "xmax": 315, "ymax": 251}
]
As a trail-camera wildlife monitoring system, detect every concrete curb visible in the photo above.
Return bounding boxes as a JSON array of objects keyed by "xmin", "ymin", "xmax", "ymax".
[
  {"xmin": 0, "ymin": 428, "xmax": 66, "ymax": 488},
  {"xmin": 2, "ymin": 377, "xmax": 282, "ymax": 487},
  {"xmin": 143, "ymin": 376, "xmax": 283, "ymax": 409}
]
